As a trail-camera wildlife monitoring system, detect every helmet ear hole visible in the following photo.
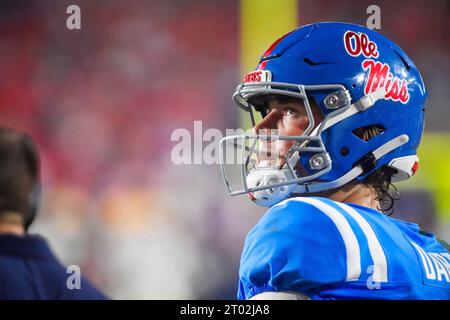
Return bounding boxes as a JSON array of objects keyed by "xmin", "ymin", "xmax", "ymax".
[{"xmin": 340, "ymin": 147, "xmax": 350, "ymax": 156}]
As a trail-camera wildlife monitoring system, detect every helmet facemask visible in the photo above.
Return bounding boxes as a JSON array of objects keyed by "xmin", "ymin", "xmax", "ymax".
[{"xmin": 220, "ymin": 74, "xmax": 353, "ymax": 206}]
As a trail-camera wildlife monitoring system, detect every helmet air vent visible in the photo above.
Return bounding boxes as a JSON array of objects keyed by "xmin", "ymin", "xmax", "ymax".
[
  {"xmin": 303, "ymin": 57, "xmax": 332, "ymax": 66},
  {"xmin": 394, "ymin": 50, "xmax": 411, "ymax": 71},
  {"xmin": 352, "ymin": 125, "xmax": 385, "ymax": 142}
]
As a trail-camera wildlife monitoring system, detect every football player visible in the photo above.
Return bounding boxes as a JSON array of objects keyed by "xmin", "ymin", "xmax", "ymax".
[{"xmin": 220, "ymin": 22, "xmax": 450, "ymax": 299}]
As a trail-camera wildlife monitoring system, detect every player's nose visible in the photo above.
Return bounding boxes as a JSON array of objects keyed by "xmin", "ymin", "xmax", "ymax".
[{"xmin": 253, "ymin": 109, "xmax": 280, "ymax": 135}]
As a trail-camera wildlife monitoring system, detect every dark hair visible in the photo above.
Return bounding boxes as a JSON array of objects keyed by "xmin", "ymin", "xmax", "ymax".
[
  {"xmin": 355, "ymin": 125, "xmax": 400, "ymax": 215},
  {"xmin": 0, "ymin": 127, "xmax": 40, "ymax": 228},
  {"xmin": 362, "ymin": 163, "xmax": 400, "ymax": 216}
]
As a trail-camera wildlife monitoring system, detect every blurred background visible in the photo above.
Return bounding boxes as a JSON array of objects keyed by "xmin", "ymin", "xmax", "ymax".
[{"xmin": 0, "ymin": 0, "xmax": 448, "ymax": 299}]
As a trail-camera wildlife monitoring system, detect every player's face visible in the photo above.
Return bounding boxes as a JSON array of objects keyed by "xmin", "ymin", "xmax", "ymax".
[{"xmin": 253, "ymin": 97, "xmax": 323, "ymax": 169}]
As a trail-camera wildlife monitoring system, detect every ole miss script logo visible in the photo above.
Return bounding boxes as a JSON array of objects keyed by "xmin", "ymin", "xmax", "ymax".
[{"xmin": 344, "ymin": 31, "xmax": 410, "ymax": 104}]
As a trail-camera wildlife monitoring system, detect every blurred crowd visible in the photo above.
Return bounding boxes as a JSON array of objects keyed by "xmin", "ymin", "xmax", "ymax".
[{"xmin": 0, "ymin": 0, "xmax": 449, "ymax": 299}]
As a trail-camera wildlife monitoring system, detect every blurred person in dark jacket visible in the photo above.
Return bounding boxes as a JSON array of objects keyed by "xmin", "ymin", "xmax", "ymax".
[{"xmin": 0, "ymin": 127, "xmax": 107, "ymax": 300}]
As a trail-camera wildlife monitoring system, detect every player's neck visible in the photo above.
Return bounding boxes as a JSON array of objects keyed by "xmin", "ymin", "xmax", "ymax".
[
  {"xmin": 0, "ymin": 212, "xmax": 25, "ymax": 236},
  {"xmin": 328, "ymin": 183, "xmax": 379, "ymax": 210}
]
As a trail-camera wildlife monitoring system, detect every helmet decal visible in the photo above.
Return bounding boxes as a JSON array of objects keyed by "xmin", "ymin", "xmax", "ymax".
[
  {"xmin": 344, "ymin": 31, "xmax": 379, "ymax": 58},
  {"xmin": 243, "ymin": 70, "xmax": 272, "ymax": 83},
  {"xmin": 362, "ymin": 60, "xmax": 410, "ymax": 103},
  {"xmin": 344, "ymin": 30, "xmax": 410, "ymax": 104}
]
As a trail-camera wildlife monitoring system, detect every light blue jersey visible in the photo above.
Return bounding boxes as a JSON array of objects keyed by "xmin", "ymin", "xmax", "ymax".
[{"xmin": 238, "ymin": 197, "xmax": 450, "ymax": 300}]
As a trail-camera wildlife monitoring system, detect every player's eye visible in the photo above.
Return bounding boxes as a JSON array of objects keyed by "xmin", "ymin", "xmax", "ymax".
[{"xmin": 284, "ymin": 106, "xmax": 300, "ymax": 117}]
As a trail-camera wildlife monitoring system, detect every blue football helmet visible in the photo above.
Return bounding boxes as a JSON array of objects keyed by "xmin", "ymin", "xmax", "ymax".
[{"xmin": 220, "ymin": 22, "xmax": 427, "ymax": 207}]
